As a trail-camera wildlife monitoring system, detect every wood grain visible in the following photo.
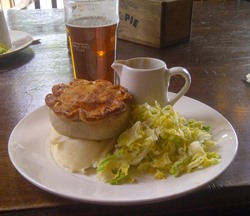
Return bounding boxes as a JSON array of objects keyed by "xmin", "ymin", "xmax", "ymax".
[
  {"xmin": 0, "ymin": 0, "xmax": 250, "ymax": 214},
  {"xmin": 118, "ymin": 0, "xmax": 193, "ymax": 47}
]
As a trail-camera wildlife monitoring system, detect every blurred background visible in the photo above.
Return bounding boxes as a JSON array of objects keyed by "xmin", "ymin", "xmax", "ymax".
[
  {"xmin": 0, "ymin": 0, "xmax": 64, "ymax": 9},
  {"xmin": 0, "ymin": 0, "xmax": 235, "ymax": 10}
]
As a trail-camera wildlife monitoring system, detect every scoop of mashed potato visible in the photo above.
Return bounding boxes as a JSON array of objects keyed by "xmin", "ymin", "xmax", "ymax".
[{"xmin": 50, "ymin": 129, "xmax": 116, "ymax": 174}]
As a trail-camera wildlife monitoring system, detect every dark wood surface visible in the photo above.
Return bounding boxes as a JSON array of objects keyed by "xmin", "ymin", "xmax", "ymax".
[{"xmin": 1, "ymin": 0, "xmax": 250, "ymax": 215}]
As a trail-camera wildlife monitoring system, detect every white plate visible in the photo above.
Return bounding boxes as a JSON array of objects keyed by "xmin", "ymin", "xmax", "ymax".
[
  {"xmin": 0, "ymin": 30, "xmax": 33, "ymax": 58},
  {"xmin": 8, "ymin": 95, "xmax": 238, "ymax": 205}
]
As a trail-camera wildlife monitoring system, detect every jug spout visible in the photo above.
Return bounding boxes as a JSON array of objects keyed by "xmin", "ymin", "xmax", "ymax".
[{"xmin": 111, "ymin": 60, "xmax": 127, "ymax": 77}]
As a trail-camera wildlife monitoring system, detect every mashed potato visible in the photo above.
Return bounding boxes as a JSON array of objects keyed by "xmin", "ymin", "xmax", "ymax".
[{"xmin": 50, "ymin": 129, "xmax": 116, "ymax": 174}]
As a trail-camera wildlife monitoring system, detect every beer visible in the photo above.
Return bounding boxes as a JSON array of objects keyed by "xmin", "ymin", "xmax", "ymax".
[{"xmin": 66, "ymin": 17, "xmax": 117, "ymax": 83}]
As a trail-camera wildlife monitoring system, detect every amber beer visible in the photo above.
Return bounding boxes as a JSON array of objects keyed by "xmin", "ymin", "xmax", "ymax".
[
  {"xmin": 63, "ymin": 0, "xmax": 119, "ymax": 82},
  {"xmin": 66, "ymin": 19, "xmax": 117, "ymax": 83}
]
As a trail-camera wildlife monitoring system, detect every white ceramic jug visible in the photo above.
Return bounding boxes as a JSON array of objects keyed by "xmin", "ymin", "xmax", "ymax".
[{"xmin": 112, "ymin": 57, "xmax": 191, "ymax": 106}]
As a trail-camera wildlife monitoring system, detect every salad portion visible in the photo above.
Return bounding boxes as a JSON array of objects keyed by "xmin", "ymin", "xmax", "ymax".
[
  {"xmin": 97, "ymin": 102, "xmax": 220, "ymax": 185},
  {"xmin": 0, "ymin": 43, "xmax": 11, "ymax": 54}
]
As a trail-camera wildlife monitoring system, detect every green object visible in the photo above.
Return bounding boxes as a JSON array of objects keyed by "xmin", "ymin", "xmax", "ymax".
[
  {"xmin": 97, "ymin": 102, "xmax": 220, "ymax": 184},
  {"xmin": 0, "ymin": 43, "xmax": 11, "ymax": 54}
]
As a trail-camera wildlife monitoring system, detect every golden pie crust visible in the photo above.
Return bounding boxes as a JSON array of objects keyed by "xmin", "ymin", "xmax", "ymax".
[
  {"xmin": 45, "ymin": 79, "xmax": 133, "ymax": 122},
  {"xmin": 45, "ymin": 79, "xmax": 133, "ymax": 140}
]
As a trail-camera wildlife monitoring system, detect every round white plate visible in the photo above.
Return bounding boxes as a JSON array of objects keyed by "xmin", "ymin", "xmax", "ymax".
[
  {"xmin": 8, "ymin": 95, "xmax": 238, "ymax": 205},
  {"xmin": 0, "ymin": 30, "xmax": 33, "ymax": 58}
]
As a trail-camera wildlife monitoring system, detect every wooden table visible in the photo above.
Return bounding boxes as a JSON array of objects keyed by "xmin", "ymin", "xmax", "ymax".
[{"xmin": 1, "ymin": 0, "xmax": 250, "ymax": 215}]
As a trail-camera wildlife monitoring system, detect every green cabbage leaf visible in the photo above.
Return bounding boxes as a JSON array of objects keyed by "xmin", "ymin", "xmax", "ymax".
[
  {"xmin": 0, "ymin": 44, "xmax": 10, "ymax": 54},
  {"xmin": 97, "ymin": 102, "xmax": 220, "ymax": 184}
]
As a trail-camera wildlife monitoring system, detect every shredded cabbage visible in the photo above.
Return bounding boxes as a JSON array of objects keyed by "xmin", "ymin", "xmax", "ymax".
[
  {"xmin": 0, "ymin": 44, "xmax": 10, "ymax": 54},
  {"xmin": 97, "ymin": 102, "xmax": 220, "ymax": 184}
]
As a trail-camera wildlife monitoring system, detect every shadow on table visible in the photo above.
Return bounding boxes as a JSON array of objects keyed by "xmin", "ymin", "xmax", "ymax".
[{"xmin": 0, "ymin": 47, "xmax": 35, "ymax": 73}]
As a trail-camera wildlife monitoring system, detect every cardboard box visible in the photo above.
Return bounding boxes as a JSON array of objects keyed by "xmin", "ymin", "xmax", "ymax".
[{"xmin": 118, "ymin": 0, "xmax": 193, "ymax": 48}]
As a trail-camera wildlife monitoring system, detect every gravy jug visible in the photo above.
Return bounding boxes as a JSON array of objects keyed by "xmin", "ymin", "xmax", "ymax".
[{"xmin": 112, "ymin": 57, "xmax": 191, "ymax": 107}]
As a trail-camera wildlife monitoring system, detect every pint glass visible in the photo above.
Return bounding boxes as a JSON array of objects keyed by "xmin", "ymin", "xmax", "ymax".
[{"xmin": 63, "ymin": 0, "xmax": 119, "ymax": 83}]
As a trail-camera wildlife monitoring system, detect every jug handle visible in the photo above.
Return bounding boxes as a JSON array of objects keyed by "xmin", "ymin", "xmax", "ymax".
[{"xmin": 165, "ymin": 67, "xmax": 191, "ymax": 105}]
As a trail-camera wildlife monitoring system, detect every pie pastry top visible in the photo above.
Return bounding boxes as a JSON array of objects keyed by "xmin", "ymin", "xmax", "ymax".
[{"xmin": 45, "ymin": 79, "xmax": 133, "ymax": 122}]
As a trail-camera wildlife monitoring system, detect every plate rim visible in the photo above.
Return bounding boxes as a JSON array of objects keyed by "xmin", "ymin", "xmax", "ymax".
[
  {"xmin": 8, "ymin": 96, "xmax": 238, "ymax": 205},
  {"xmin": 0, "ymin": 30, "xmax": 33, "ymax": 58}
]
